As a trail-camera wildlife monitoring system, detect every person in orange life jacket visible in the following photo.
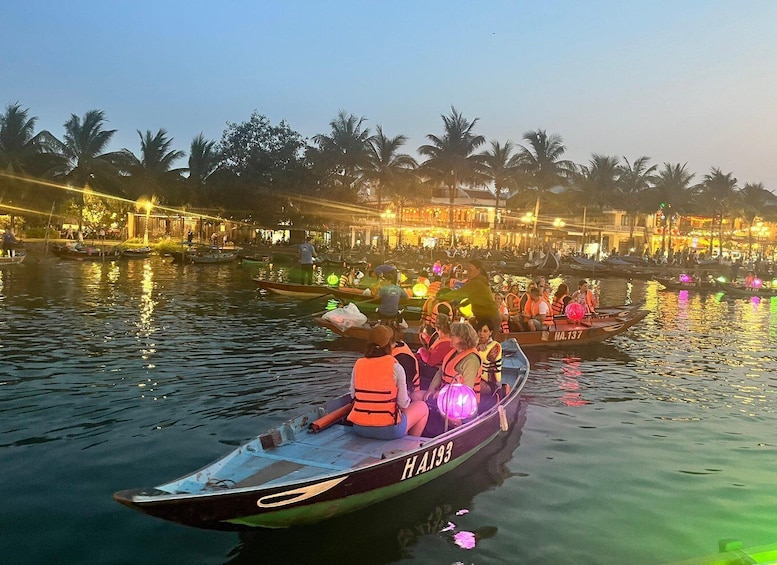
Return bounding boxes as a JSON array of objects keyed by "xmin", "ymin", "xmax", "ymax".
[
  {"xmin": 416, "ymin": 313, "xmax": 454, "ymax": 390},
  {"xmin": 540, "ymin": 285, "xmax": 555, "ymax": 326},
  {"xmin": 389, "ymin": 326, "xmax": 422, "ymax": 401},
  {"xmin": 475, "ymin": 319, "xmax": 502, "ymax": 399},
  {"xmin": 551, "ymin": 282, "xmax": 571, "ymax": 316},
  {"xmin": 423, "ymin": 322, "xmax": 482, "ymax": 429},
  {"xmin": 570, "ymin": 279, "xmax": 598, "ymax": 315},
  {"xmin": 524, "ymin": 287, "xmax": 551, "ymax": 331},
  {"xmin": 348, "ymin": 325, "xmax": 428, "ymax": 439},
  {"xmin": 424, "ymin": 322, "xmax": 482, "ymax": 402},
  {"xmin": 495, "ymin": 293, "xmax": 510, "ymax": 333},
  {"xmin": 442, "ymin": 259, "xmax": 500, "ymax": 331},
  {"xmin": 511, "ymin": 281, "xmax": 537, "ymax": 331}
]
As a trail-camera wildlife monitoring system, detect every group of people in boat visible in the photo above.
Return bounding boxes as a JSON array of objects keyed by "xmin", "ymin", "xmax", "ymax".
[{"xmin": 347, "ymin": 315, "xmax": 503, "ymax": 440}]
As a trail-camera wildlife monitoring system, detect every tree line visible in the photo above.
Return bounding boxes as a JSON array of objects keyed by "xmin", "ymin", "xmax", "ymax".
[{"xmin": 1, "ymin": 102, "xmax": 776, "ymax": 256}]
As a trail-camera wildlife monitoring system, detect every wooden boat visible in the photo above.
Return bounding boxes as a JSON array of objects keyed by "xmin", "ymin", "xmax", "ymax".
[
  {"xmin": 171, "ymin": 246, "xmax": 240, "ymax": 264},
  {"xmin": 654, "ymin": 277, "xmax": 718, "ymax": 292},
  {"xmin": 0, "ymin": 253, "xmax": 26, "ymax": 266},
  {"xmin": 52, "ymin": 243, "xmax": 120, "ymax": 261},
  {"xmin": 120, "ymin": 246, "xmax": 152, "ymax": 259},
  {"xmin": 315, "ymin": 303, "xmax": 644, "ymax": 348},
  {"xmin": 254, "ymin": 278, "xmax": 371, "ymax": 301},
  {"xmin": 716, "ymin": 282, "xmax": 777, "ymax": 298},
  {"xmin": 113, "ymin": 342, "xmax": 530, "ymax": 530},
  {"xmin": 672, "ymin": 539, "xmax": 777, "ymax": 565}
]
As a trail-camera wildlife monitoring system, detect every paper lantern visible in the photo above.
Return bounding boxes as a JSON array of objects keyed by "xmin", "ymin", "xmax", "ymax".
[
  {"xmin": 399, "ymin": 272, "xmax": 408, "ymax": 283},
  {"xmin": 752, "ymin": 278, "xmax": 763, "ymax": 288},
  {"xmin": 565, "ymin": 302, "xmax": 585, "ymax": 322},
  {"xmin": 679, "ymin": 273, "xmax": 692, "ymax": 284},
  {"xmin": 412, "ymin": 283, "xmax": 428, "ymax": 297},
  {"xmin": 716, "ymin": 276, "xmax": 728, "ymax": 283},
  {"xmin": 458, "ymin": 303, "xmax": 473, "ymax": 319},
  {"xmin": 437, "ymin": 382, "xmax": 478, "ymax": 420},
  {"xmin": 326, "ymin": 273, "xmax": 339, "ymax": 286}
]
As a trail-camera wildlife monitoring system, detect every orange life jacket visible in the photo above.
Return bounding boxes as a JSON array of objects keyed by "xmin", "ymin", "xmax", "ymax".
[
  {"xmin": 551, "ymin": 295, "xmax": 567, "ymax": 316},
  {"xmin": 523, "ymin": 297, "xmax": 553, "ymax": 326},
  {"xmin": 440, "ymin": 347, "xmax": 482, "ymax": 400},
  {"xmin": 348, "ymin": 356, "xmax": 400, "ymax": 427},
  {"xmin": 427, "ymin": 280, "xmax": 441, "ymax": 297},
  {"xmin": 504, "ymin": 292, "xmax": 521, "ymax": 316},
  {"xmin": 393, "ymin": 340, "xmax": 420, "ymax": 391}
]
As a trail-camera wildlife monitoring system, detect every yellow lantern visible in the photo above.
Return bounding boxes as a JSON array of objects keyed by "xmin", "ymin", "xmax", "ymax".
[
  {"xmin": 412, "ymin": 283, "xmax": 428, "ymax": 297},
  {"xmin": 458, "ymin": 303, "xmax": 473, "ymax": 319},
  {"xmin": 326, "ymin": 273, "xmax": 339, "ymax": 286}
]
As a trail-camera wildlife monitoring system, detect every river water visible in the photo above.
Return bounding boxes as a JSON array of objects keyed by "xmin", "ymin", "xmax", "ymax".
[{"xmin": 1, "ymin": 257, "xmax": 775, "ymax": 564}]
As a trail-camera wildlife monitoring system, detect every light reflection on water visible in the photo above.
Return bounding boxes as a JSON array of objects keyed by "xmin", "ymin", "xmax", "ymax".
[{"xmin": 1, "ymin": 258, "xmax": 776, "ymax": 564}]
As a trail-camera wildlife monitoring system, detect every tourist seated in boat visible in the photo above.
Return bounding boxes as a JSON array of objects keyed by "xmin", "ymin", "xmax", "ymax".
[
  {"xmin": 390, "ymin": 326, "xmax": 422, "ymax": 401},
  {"xmin": 377, "ymin": 270, "xmax": 408, "ymax": 324},
  {"xmin": 551, "ymin": 283, "xmax": 571, "ymax": 317},
  {"xmin": 416, "ymin": 313, "xmax": 453, "ymax": 390},
  {"xmin": 495, "ymin": 293, "xmax": 510, "ymax": 333},
  {"xmin": 423, "ymin": 322, "xmax": 483, "ymax": 430},
  {"xmin": 474, "ymin": 319, "xmax": 502, "ymax": 411},
  {"xmin": 347, "ymin": 325, "xmax": 429, "ymax": 439},
  {"xmin": 510, "ymin": 281, "xmax": 538, "ymax": 331},
  {"xmin": 523, "ymin": 287, "xmax": 553, "ymax": 331},
  {"xmin": 570, "ymin": 279, "xmax": 598, "ymax": 315},
  {"xmin": 440, "ymin": 259, "xmax": 501, "ymax": 332},
  {"xmin": 2, "ymin": 228, "xmax": 20, "ymax": 257}
]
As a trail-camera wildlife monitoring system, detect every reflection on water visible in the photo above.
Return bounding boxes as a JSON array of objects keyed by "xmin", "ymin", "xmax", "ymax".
[{"xmin": 2, "ymin": 263, "xmax": 777, "ymax": 564}]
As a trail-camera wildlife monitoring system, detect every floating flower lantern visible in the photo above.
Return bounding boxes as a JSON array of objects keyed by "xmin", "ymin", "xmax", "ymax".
[
  {"xmin": 679, "ymin": 273, "xmax": 692, "ymax": 284},
  {"xmin": 565, "ymin": 302, "xmax": 585, "ymax": 322},
  {"xmin": 437, "ymin": 382, "xmax": 478, "ymax": 420},
  {"xmin": 412, "ymin": 283, "xmax": 428, "ymax": 297},
  {"xmin": 326, "ymin": 273, "xmax": 339, "ymax": 286}
]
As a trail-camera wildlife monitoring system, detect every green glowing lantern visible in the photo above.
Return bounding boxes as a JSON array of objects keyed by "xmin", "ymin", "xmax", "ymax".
[
  {"xmin": 326, "ymin": 273, "xmax": 339, "ymax": 286},
  {"xmin": 412, "ymin": 283, "xmax": 428, "ymax": 297}
]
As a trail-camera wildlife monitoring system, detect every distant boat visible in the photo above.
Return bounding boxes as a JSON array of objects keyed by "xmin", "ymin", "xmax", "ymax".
[
  {"xmin": 52, "ymin": 243, "xmax": 120, "ymax": 261},
  {"xmin": 0, "ymin": 253, "xmax": 26, "ymax": 266},
  {"xmin": 120, "ymin": 247, "xmax": 152, "ymax": 259}
]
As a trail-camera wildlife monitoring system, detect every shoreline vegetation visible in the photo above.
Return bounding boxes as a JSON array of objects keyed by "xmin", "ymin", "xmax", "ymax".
[{"xmin": 1, "ymin": 103, "xmax": 775, "ymax": 262}]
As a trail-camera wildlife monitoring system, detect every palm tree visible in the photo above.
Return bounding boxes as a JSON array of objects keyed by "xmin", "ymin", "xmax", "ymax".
[
  {"xmin": 187, "ymin": 133, "xmax": 220, "ymax": 205},
  {"xmin": 362, "ymin": 126, "xmax": 417, "ymax": 249},
  {"xmin": 418, "ymin": 107, "xmax": 485, "ymax": 245},
  {"xmin": 479, "ymin": 140, "xmax": 521, "ymax": 248},
  {"xmin": 53, "ymin": 109, "xmax": 124, "ymax": 231},
  {"xmin": 650, "ymin": 163, "xmax": 696, "ymax": 258},
  {"xmin": 0, "ymin": 103, "xmax": 61, "ymax": 220},
  {"xmin": 123, "ymin": 129, "xmax": 186, "ymax": 202},
  {"xmin": 517, "ymin": 130, "xmax": 575, "ymax": 240},
  {"xmin": 701, "ymin": 168, "xmax": 738, "ymax": 259},
  {"xmin": 312, "ymin": 110, "xmax": 371, "ymax": 200},
  {"xmin": 739, "ymin": 182, "xmax": 777, "ymax": 258},
  {"xmin": 617, "ymin": 156, "xmax": 657, "ymax": 251}
]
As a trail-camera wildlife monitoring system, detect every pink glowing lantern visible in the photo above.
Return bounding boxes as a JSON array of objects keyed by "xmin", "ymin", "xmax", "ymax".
[
  {"xmin": 679, "ymin": 273, "xmax": 693, "ymax": 284},
  {"xmin": 437, "ymin": 382, "xmax": 478, "ymax": 420},
  {"xmin": 565, "ymin": 302, "xmax": 585, "ymax": 322},
  {"xmin": 752, "ymin": 278, "xmax": 763, "ymax": 288}
]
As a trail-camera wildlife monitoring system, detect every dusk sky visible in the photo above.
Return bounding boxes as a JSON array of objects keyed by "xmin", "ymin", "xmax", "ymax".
[{"xmin": 4, "ymin": 1, "xmax": 776, "ymax": 189}]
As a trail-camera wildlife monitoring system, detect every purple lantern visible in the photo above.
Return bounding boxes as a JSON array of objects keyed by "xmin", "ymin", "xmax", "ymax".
[
  {"xmin": 679, "ymin": 273, "xmax": 692, "ymax": 284},
  {"xmin": 753, "ymin": 278, "xmax": 763, "ymax": 288},
  {"xmin": 437, "ymin": 382, "xmax": 478, "ymax": 420},
  {"xmin": 565, "ymin": 302, "xmax": 585, "ymax": 322}
]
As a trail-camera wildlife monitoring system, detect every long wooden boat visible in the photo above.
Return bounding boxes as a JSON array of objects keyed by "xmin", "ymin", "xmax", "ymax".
[
  {"xmin": 52, "ymin": 243, "xmax": 121, "ymax": 261},
  {"xmin": 113, "ymin": 342, "xmax": 530, "ymax": 530},
  {"xmin": 654, "ymin": 277, "xmax": 719, "ymax": 292},
  {"xmin": 0, "ymin": 253, "xmax": 26, "ymax": 266},
  {"xmin": 716, "ymin": 282, "xmax": 777, "ymax": 298},
  {"xmin": 254, "ymin": 278, "xmax": 371, "ymax": 301},
  {"xmin": 671, "ymin": 539, "xmax": 777, "ymax": 565},
  {"xmin": 315, "ymin": 303, "xmax": 645, "ymax": 348},
  {"xmin": 120, "ymin": 246, "xmax": 152, "ymax": 259}
]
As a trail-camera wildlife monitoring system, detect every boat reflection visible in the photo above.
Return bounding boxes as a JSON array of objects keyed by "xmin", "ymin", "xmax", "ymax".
[{"xmin": 226, "ymin": 400, "xmax": 528, "ymax": 565}]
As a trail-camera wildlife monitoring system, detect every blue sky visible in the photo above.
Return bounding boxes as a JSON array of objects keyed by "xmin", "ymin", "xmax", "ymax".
[{"xmin": 3, "ymin": 0, "xmax": 776, "ymax": 188}]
